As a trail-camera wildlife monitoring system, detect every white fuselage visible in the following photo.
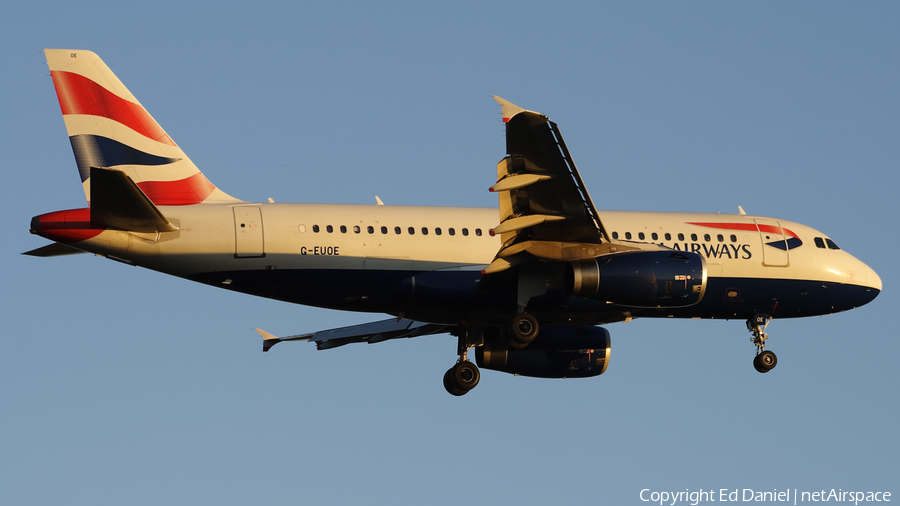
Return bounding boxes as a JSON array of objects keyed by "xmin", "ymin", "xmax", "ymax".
[{"xmin": 44, "ymin": 202, "xmax": 881, "ymax": 325}]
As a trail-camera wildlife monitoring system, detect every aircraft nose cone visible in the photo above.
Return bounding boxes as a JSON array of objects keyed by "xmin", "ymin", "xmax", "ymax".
[
  {"xmin": 854, "ymin": 262, "xmax": 882, "ymax": 308},
  {"xmin": 866, "ymin": 264, "xmax": 882, "ymax": 292}
]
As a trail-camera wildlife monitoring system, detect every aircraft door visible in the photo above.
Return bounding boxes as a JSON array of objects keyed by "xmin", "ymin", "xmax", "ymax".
[
  {"xmin": 233, "ymin": 206, "xmax": 264, "ymax": 258},
  {"xmin": 755, "ymin": 218, "xmax": 788, "ymax": 267}
]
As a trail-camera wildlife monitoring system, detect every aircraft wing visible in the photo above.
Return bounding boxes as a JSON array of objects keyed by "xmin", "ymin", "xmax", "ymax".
[
  {"xmin": 484, "ymin": 97, "xmax": 624, "ymax": 274},
  {"xmin": 256, "ymin": 318, "xmax": 452, "ymax": 351}
]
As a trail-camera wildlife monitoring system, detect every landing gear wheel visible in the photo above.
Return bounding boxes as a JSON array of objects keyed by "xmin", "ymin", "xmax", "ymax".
[
  {"xmin": 509, "ymin": 313, "xmax": 539, "ymax": 349},
  {"xmin": 443, "ymin": 368, "xmax": 467, "ymax": 396},
  {"xmin": 443, "ymin": 361, "xmax": 480, "ymax": 396},
  {"xmin": 454, "ymin": 361, "xmax": 480, "ymax": 390},
  {"xmin": 753, "ymin": 350, "xmax": 778, "ymax": 373}
]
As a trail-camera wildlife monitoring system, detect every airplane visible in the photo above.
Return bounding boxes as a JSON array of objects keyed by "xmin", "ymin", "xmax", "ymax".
[{"xmin": 27, "ymin": 49, "xmax": 882, "ymax": 396}]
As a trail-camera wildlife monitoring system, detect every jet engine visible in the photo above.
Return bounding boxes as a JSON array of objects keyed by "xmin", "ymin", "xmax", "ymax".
[
  {"xmin": 565, "ymin": 251, "xmax": 707, "ymax": 307},
  {"xmin": 475, "ymin": 326, "xmax": 611, "ymax": 378}
]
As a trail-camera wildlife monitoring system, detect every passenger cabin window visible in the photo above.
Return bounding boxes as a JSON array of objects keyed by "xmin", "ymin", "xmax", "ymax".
[
  {"xmin": 367, "ymin": 226, "xmax": 374, "ymax": 234},
  {"xmin": 703, "ymin": 234, "xmax": 710, "ymax": 242},
  {"xmin": 625, "ymin": 232, "xmax": 632, "ymax": 240},
  {"xmin": 462, "ymin": 228, "xmax": 469, "ymax": 236},
  {"xmin": 312, "ymin": 225, "xmax": 320, "ymax": 233},
  {"xmin": 691, "ymin": 233, "xmax": 698, "ymax": 241},
  {"xmin": 612, "ymin": 232, "xmax": 619, "ymax": 239},
  {"xmin": 408, "ymin": 227, "xmax": 415, "ymax": 235},
  {"xmin": 475, "ymin": 229, "xmax": 482, "ymax": 236},
  {"xmin": 638, "ymin": 232, "xmax": 645, "ymax": 240},
  {"xmin": 422, "ymin": 227, "xmax": 429, "ymax": 235},
  {"xmin": 815, "ymin": 237, "xmax": 826, "ymax": 249},
  {"xmin": 395, "ymin": 226, "xmax": 401, "ymax": 235},
  {"xmin": 678, "ymin": 233, "xmax": 685, "ymax": 241},
  {"xmin": 449, "ymin": 228, "xmax": 456, "ymax": 236},
  {"xmin": 354, "ymin": 226, "xmax": 360, "ymax": 234},
  {"xmin": 665, "ymin": 233, "xmax": 671, "ymax": 241},
  {"xmin": 326, "ymin": 225, "xmax": 333, "ymax": 233},
  {"xmin": 717, "ymin": 234, "xmax": 724, "ymax": 242},
  {"xmin": 340, "ymin": 225, "xmax": 347, "ymax": 233},
  {"xmin": 381, "ymin": 226, "xmax": 388, "ymax": 234},
  {"xmin": 651, "ymin": 232, "xmax": 658, "ymax": 240},
  {"xmin": 825, "ymin": 238, "xmax": 841, "ymax": 250},
  {"xmin": 730, "ymin": 234, "xmax": 737, "ymax": 242},
  {"xmin": 435, "ymin": 227, "xmax": 442, "ymax": 236}
]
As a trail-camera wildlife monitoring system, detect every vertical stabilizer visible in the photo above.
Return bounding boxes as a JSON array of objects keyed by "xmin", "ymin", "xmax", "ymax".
[{"xmin": 44, "ymin": 49, "xmax": 241, "ymax": 205}]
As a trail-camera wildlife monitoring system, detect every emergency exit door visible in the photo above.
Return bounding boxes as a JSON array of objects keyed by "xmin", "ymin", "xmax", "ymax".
[{"xmin": 233, "ymin": 206, "xmax": 264, "ymax": 258}]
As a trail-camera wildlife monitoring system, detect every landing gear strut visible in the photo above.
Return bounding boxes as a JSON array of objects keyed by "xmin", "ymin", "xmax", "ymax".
[
  {"xmin": 444, "ymin": 328, "xmax": 481, "ymax": 396},
  {"xmin": 747, "ymin": 314, "xmax": 777, "ymax": 373}
]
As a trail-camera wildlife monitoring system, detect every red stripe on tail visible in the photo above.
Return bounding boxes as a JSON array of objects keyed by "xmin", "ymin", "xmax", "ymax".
[
  {"xmin": 50, "ymin": 71, "xmax": 176, "ymax": 146},
  {"xmin": 136, "ymin": 173, "xmax": 216, "ymax": 205}
]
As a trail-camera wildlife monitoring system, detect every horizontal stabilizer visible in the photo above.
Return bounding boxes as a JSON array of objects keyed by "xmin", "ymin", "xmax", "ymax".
[
  {"xmin": 257, "ymin": 318, "xmax": 451, "ymax": 351},
  {"xmin": 90, "ymin": 167, "xmax": 179, "ymax": 233},
  {"xmin": 22, "ymin": 242, "xmax": 87, "ymax": 257}
]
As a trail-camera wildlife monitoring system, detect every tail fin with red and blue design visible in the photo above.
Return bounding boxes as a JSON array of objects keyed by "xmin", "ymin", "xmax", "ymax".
[{"xmin": 44, "ymin": 49, "xmax": 240, "ymax": 205}]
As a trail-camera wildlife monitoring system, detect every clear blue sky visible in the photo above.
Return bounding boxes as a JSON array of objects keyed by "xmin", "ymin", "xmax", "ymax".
[{"xmin": 2, "ymin": 2, "xmax": 897, "ymax": 504}]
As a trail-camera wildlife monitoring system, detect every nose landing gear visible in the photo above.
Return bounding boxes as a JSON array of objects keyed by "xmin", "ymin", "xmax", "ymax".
[{"xmin": 748, "ymin": 314, "xmax": 777, "ymax": 373}]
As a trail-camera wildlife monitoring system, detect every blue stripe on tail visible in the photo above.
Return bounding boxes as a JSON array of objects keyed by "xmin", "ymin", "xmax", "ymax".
[{"xmin": 69, "ymin": 134, "xmax": 181, "ymax": 182}]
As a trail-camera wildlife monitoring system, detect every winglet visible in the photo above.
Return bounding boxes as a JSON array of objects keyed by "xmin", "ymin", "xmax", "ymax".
[
  {"xmin": 256, "ymin": 328, "xmax": 282, "ymax": 352},
  {"xmin": 256, "ymin": 328, "xmax": 315, "ymax": 351},
  {"xmin": 492, "ymin": 96, "xmax": 539, "ymax": 122}
]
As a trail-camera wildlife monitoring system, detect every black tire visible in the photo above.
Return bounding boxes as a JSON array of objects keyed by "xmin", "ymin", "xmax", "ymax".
[
  {"xmin": 453, "ymin": 361, "xmax": 480, "ymax": 390},
  {"xmin": 758, "ymin": 350, "xmax": 777, "ymax": 371},
  {"xmin": 753, "ymin": 354, "xmax": 767, "ymax": 373},
  {"xmin": 443, "ymin": 368, "xmax": 468, "ymax": 396},
  {"xmin": 753, "ymin": 350, "xmax": 777, "ymax": 373},
  {"xmin": 510, "ymin": 313, "xmax": 539, "ymax": 347}
]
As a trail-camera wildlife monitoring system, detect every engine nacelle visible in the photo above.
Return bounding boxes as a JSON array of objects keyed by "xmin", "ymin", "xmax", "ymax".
[
  {"xmin": 565, "ymin": 251, "xmax": 707, "ymax": 308},
  {"xmin": 475, "ymin": 326, "xmax": 611, "ymax": 378}
]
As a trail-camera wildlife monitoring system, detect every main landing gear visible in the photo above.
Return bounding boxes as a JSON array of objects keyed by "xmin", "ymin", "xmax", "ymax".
[
  {"xmin": 444, "ymin": 360, "xmax": 480, "ymax": 396},
  {"xmin": 444, "ymin": 328, "xmax": 481, "ymax": 396},
  {"xmin": 509, "ymin": 312, "xmax": 539, "ymax": 349},
  {"xmin": 748, "ymin": 314, "xmax": 777, "ymax": 373},
  {"xmin": 443, "ymin": 313, "xmax": 540, "ymax": 396}
]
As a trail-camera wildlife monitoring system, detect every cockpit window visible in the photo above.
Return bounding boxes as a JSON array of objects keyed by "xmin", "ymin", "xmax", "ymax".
[
  {"xmin": 825, "ymin": 238, "xmax": 841, "ymax": 250},
  {"xmin": 814, "ymin": 237, "xmax": 826, "ymax": 249}
]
